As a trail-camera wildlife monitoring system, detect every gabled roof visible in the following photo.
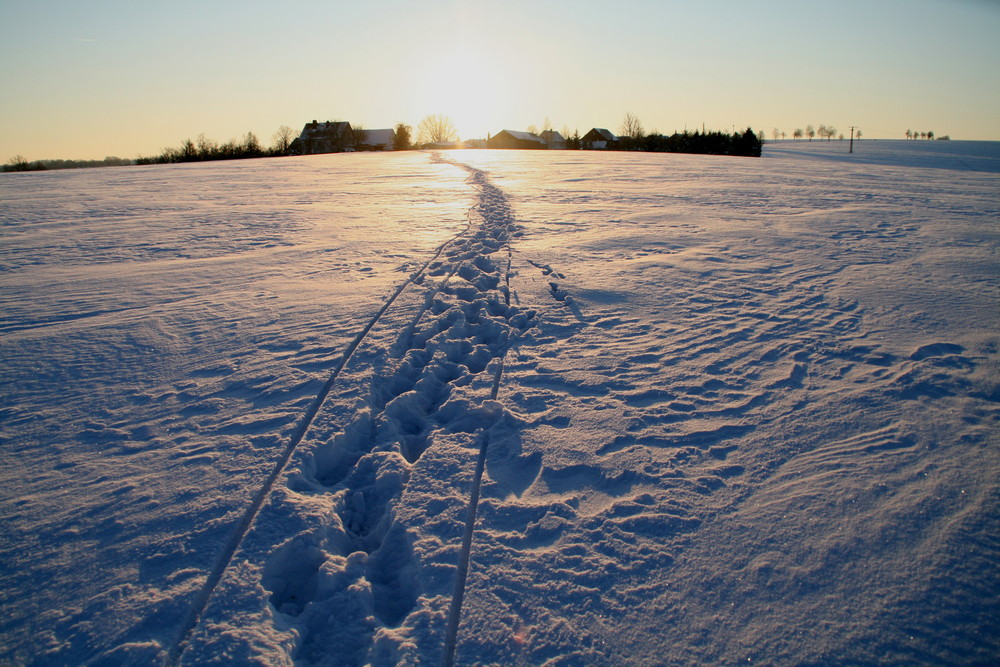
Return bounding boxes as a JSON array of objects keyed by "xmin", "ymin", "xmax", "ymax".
[
  {"xmin": 499, "ymin": 129, "xmax": 546, "ymax": 144},
  {"xmin": 586, "ymin": 128, "xmax": 617, "ymax": 142},
  {"xmin": 540, "ymin": 130, "xmax": 565, "ymax": 142},
  {"xmin": 300, "ymin": 121, "xmax": 351, "ymax": 138}
]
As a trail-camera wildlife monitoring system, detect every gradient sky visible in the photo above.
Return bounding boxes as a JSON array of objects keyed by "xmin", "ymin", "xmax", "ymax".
[{"xmin": 2, "ymin": 0, "xmax": 998, "ymax": 160}]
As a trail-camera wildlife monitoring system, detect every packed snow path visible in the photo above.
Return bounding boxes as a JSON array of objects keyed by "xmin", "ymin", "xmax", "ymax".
[
  {"xmin": 1, "ymin": 143, "xmax": 997, "ymax": 665},
  {"xmin": 165, "ymin": 158, "xmax": 512, "ymax": 663},
  {"xmin": 179, "ymin": 156, "xmax": 536, "ymax": 664}
]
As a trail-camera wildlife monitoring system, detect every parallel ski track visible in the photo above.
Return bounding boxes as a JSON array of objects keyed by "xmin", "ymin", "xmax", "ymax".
[
  {"xmin": 170, "ymin": 153, "xmax": 523, "ymax": 665},
  {"xmin": 166, "ymin": 200, "xmax": 477, "ymax": 665},
  {"xmin": 441, "ymin": 340, "xmax": 507, "ymax": 667},
  {"xmin": 438, "ymin": 161, "xmax": 516, "ymax": 667}
]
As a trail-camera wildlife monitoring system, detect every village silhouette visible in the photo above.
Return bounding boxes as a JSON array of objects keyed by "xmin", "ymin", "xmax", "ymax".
[
  {"xmin": 290, "ymin": 118, "xmax": 763, "ymax": 157},
  {"xmin": 4, "ymin": 116, "xmax": 770, "ymax": 171}
]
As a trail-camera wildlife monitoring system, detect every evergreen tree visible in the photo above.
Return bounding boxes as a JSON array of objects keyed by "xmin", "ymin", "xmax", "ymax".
[{"xmin": 393, "ymin": 123, "xmax": 412, "ymax": 150}]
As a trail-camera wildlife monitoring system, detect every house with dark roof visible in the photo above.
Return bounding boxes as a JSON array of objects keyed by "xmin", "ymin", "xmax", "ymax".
[
  {"xmin": 486, "ymin": 130, "xmax": 547, "ymax": 150},
  {"xmin": 582, "ymin": 128, "xmax": 618, "ymax": 150},
  {"xmin": 290, "ymin": 120, "xmax": 354, "ymax": 155}
]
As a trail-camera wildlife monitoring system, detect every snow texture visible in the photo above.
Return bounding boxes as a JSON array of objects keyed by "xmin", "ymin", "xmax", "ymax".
[{"xmin": 1, "ymin": 141, "xmax": 998, "ymax": 665}]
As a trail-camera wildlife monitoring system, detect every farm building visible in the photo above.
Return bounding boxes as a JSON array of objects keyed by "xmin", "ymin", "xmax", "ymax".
[
  {"xmin": 539, "ymin": 130, "xmax": 566, "ymax": 149},
  {"xmin": 486, "ymin": 130, "xmax": 547, "ymax": 150},
  {"xmin": 582, "ymin": 128, "xmax": 618, "ymax": 149},
  {"xmin": 290, "ymin": 120, "xmax": 354, "ymax": 155},
  {"xmin": 357, "ymin": 128, "xmax": 395, "ymax": 151}
]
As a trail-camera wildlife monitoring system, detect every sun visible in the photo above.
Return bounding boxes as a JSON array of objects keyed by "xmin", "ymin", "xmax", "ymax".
[{"xmin": 413, "ymin": 46, "xmax": 511, "ymax": 141}]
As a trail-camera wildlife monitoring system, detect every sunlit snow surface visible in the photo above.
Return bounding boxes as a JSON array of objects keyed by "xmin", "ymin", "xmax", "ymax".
[{"xmin": 1, "ymin": 142, "xmax": 998, "ymax": 665}]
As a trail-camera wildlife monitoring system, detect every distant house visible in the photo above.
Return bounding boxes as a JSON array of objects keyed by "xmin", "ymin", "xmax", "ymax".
[
  {"xmin": 539, "ymin": 130, "xmax": 566, "ymax": 150},
  {"xmin": 357, "ymin": 128, "xmax": 395, "ymax": 151},
  {"xmin": 486, "ymin": 130, "xmax": 547, "ymax": 150},
  {"xmin": 582, "ymin": 128, "xmax": 617, "ymax": 150},
  {"xmin": 290, "ymin": 120, "xmax": 354, "ymax": 155}
]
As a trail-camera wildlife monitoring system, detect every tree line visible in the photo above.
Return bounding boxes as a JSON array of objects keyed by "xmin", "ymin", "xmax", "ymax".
[
  {"xmin": 3, "ymin": 155, "xmax": 132, "ymax": 172},
  {"xmin": 778, "ymin": 124, "xmax": 855, "ymax": 141},
  {"xmin": 135, "ymin": 126, "xmax": 297, "ymax": 164},
  {"xmin": 906, "ymin": 129, "xmax": 946, "ymax": 140},
  {"xmin": 611, "ymin": 113, "xmax": 762, "ymax": 156},
  {"xmin": 770, "ymin": 126, "xmax": 950, "ymax": 142},
  {"xmin": 412, "ymin": 112, "xmax": 763, "ymax": 157},
  {"xmin": 3, "ymin": 126, "xmax": 299, "ymax": 172}
]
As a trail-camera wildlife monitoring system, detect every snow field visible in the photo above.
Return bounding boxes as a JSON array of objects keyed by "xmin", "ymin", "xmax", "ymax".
[
  {"xmin": 0, "ymin": 154, "xmax": 472, "ymax": 664},
  {"xmin": 1, "ymin": 141, "xmax": 998, "ymax": 664},
  {"xmin": 449, "ymin": 144, "xmax": 1000, "ymax": 664}
]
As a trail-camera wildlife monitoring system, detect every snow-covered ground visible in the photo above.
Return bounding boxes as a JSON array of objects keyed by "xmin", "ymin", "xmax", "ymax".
[{"xmin": 1, "ymin": 140, "xmax": 997, "ymax": 665}]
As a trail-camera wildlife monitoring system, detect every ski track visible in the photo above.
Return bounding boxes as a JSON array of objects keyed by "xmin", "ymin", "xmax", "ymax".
[
  {"xmin": 166, "ymin": 206, "xmax": 474, "ymax": 663},
  {"xmin": 179, "ymin": 155, "xmax": 543, "ymax": 664}
]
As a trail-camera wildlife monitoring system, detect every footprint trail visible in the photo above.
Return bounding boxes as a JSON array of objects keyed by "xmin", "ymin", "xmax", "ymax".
[{"xmin": 180, "ymin": 154, "xmax": 543, "ymax": 665}]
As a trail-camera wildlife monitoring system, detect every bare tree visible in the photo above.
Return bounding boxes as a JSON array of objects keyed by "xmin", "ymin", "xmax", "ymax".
[
  {"xmin": 806, "ymin": 124, "xmax": 815, "ymax": 141},
  {"xmin": 272, "ymin": 125, "xmax": 295, "ymax": 154},
  {"xmin": 927, "ymin": 130, "xmax": 935, "ymax": 140},
  {"xmin": 772, "ymin": 128, "xmax": 780, "ymax": 140},
  {"xmin": 242, "ymin": 131, "xmax": 262, "ymax": 156},
  {"xmin": 856, "ymin": 129, "xmax": 862, "ymax": 141},
  {"xmin": 619, "ymin": 112, "xmax": 645, "ymax": 140},
  {"xmin": 793, "ymin": 128, "xmax": 803, "ymax": 140},
  {"xmin": 350, "ymin": 122, "xmax": 368, "ymax": 149},
  {"xmin": 5, "ymin": 154, "xmax": 30, "ymax": 171},
  {"xmin": 826, "ymin": 125, "xmax": 836, "ymax": 141},
  {"xmin": 417, "ymin": 114, "xmax": 458, "ymax": 145},
  {"xmin": 781, "ymin": 131, "xmax": 787, "ymax": 140},
  {"xmin": 526, "ymin": 124, "xmax": 539, "ymax": 135},
  {"xmin": 906, "ymin": 129, "xmax": 913, "ymax": 140},
  {"xmin": 197, "ymin": 133, "xmax": 218, "ymax": 157}
]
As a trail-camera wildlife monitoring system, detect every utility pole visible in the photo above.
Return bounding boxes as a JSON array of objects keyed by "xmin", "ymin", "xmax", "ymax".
[{"xmin": 849, "ymin": 126, "xmax": 855, "ymax": 153}]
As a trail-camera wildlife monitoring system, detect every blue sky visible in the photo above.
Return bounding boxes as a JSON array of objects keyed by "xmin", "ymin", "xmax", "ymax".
[{"xmin": 1, "ymin": 0, "xmax": 998, "ymax": 159}]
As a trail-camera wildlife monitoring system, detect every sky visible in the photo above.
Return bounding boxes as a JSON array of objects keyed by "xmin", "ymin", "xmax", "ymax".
[{"xmin": 1, "ymin": 0, "xmax": 998, "ymax": 160}]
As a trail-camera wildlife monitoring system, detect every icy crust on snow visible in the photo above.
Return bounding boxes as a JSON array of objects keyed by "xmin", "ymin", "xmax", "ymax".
[{"xmin": 2, "ymin": 142, "xmax": 999, "ymax": 664}]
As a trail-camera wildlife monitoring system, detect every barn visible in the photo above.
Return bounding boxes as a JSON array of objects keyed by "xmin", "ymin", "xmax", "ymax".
[
  {"xmin": 357, "ymin": 128, "xmax": 396, "ymax": 151},
  {"xmin": 582, "ymin": 128, "xmax": 618, "ymax": 149},
  {"xmin": 486, "ymin": 130, "xmax": 547, "ymax": 150},
  {"xmin": 539, "ymin": 130, "xmax": 566, "ymax": 149}
]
